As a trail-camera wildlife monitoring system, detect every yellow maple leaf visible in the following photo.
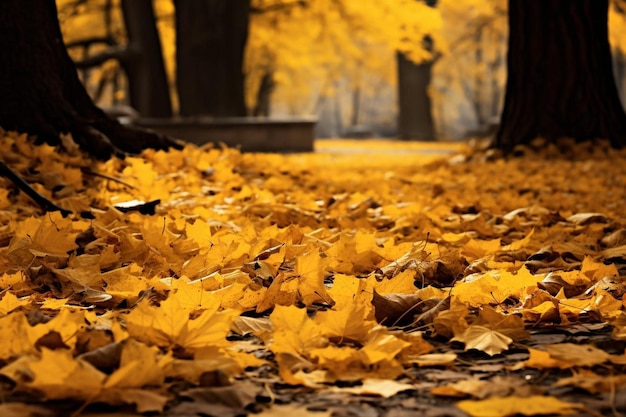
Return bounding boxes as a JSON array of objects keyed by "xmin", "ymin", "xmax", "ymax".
[
  {"xmin": 407, "ymin": 353, "xmax": 457, "ymax": 367},
  {"xmin": 181, "ymin": 303, "xmax": 239, "ymax": 350},
  {"xmin": 0, "ymin": 314, "xmax": 47, "ymax": 359},
  {"xmin": 545, "ymin": 343, "xmax": 610, "ymax": 367},
  {"xmin": 308, "ymin": 345, "xmax": 361, "ymax": 378},
  {"xmin": 330, "ymin": 273, "xmax": 372, "ymax": 310},
  {"xmin": 256, "ymin": 404, "xmax": 332, "ymax": 417},
  {"xmin": 124, "ymin": 296, "xmax": 187, "ymax": 347},
  {"xmin": 513, "ymin": 348, "xmax": 572, "ymax": 370},
  {"xmin": 0, "ymin": 272, "xmax": 26, "ymax": 292},
  {"xmin": 554, "ymin": 368, "xmax": 626, "ymax": 394},
  {"xmin": 185, "ymin": 218, "xmax": 213, "ymax": 247},
  {"xmin": 452, "ymin": 268, "xmax": 543, "ymax": 306},
  {"xmin": 580, "ymin": 256, "xmax": 618, "ymax": 280},
  {"xmin": 0, "ymin": 291, "xmax": 29, "ymax": 315},
  {"xmin": 2, "ymin": 348, "xmax": 105, "ymax": 400},
  {"xmin": 275, "ymin": 352, "xmax": 326, "ymax": 387},
  {"xmin": 457, "ymin": 395, "xmax": 583, "ymax": 417},
  {"xmin": 256, "ymin": 273, "xmax": 299, "ymax": 313},
  {"xmin": 294, "ymin": 250, "xmax": 334, "ymax": 306},
  {"xmin": 169, "ymin": 275, "xmax": 223, "ymax": 311},
  {"xmin": 590, "ymin": 287, "xmax": 623, "ymax": 320},
  {"xmin": 125, "ymin": 295, "xmax": 236, "ymax": 351},
  {"xmin": 365, "ymin": 270, "xmax": 420, "ymax": 295},
  {"xmin": 326, "ymin": 231, "xmax": 382, "ymax": 274},
  {"xmin": 452, "ymin": 325, "xmax": 512, "ymax": 356},
  {"xmin": 330, "ymin": 378, "xmax": 415, "ymax": 398},
  {"xmin": 8, "ymin": 214, "xmax": 79, "ymax": 264},
  {"xmin": 462, "ymin": 238, "xmax": 501, "ymax": 260},
  {"xmin": 315, "ymin": 302, "xmax": 376, "ymax": 344},
  {"xmin": 164, "ymin": 344, "xmax": 243, "ymax": 382},
  {"xmin": 104, "ymin": 339, "xmax": 168, "ymax": 389},
  {"xmin": 40, "ymin": 297, "xmax": 71, "ymax": 310},
  {"xmin": 359, "ymin": 327, "xmax": 411, "ymax": 365},
  {"xmin": 102, "ymin": 268, "xmax": 151, "ymax": 306},
  {"xmin": 474, "ymin": 307, "xmax": 530, "ymax": 341},
  {"xmin": 270, "ymin": 305, "xmax": 327, "ymax": 357},
  {"xmin": 41, "ymin": 308, "xmax": 86, "ymax": 350}
]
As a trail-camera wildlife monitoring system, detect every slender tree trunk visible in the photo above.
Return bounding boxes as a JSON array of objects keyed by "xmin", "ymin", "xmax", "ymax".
[
  {"xmin": 397, "ymin": 52, "xmax": 436, "ymax": 141},
  {"xmin": 253, "ymin": 71, "xmax": 275, "ymax": 117},
  {"xmin": 495, "ymin": 0, "xmax": 626, "ymax": 151},
  {"xmin": 472, "ymin": 29, "xmax": 486, "ymax": 127},
  {"xmin": 121, "ymin": 0, "xmax": 172, "ymax": 118},
  {"xmin": 174, "ymin": 0, "xmax": 250, "ymax": 117},
  {"xmin": 350, "ymin": 87, "xmax": 361, "ymax": 127},
  {"xmin": 489, "ymin": 48, "xmax": 503, "ymax": 120},
  {"xmin": 0, "ymin": 0, "xmax": 178, "ymax": 159}
]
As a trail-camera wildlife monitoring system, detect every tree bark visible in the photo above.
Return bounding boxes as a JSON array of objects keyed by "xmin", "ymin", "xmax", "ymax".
[
  {"xmin": 0, "ymin": 0, "xmax": 179, "ymax": 159},
  {"xmin": 174, "ymin": 0, "xmax": 250, "ymax": 117},
  {"xmin": 397, "ymin": 52, "xmax": 436, "ymax": 141},
  {"xmin": 121, "ymin": 0, "xmax": 172, "ymax": 118},
  {"xmin": 495, "ymin": 0, "xmax": 626, "ymax": 151}
]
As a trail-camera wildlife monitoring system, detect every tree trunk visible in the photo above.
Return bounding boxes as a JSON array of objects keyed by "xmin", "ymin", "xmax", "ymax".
[
  {"xmin": 612, "ymin": 49, "xmax": 626, "ymax": 106},
  {"xmin": 0, "ymin": 0, "xmax": 178, "ymax": 159},
  {"xmin": 121, "ymin": 0, "xmax": 172, "ymax": 118},
  {"xmin": 174, "ymin": 0, "xmax": 250, "ymax": 117},
  {"xmin": 495, "ymin": 0, "xmax": 626, "ymax": 151},
  {"xmin": 253, "ymin": 71, "xmax": 275, "ymax": 117},
  {"xmin": 397, "ymin": 52, "xmax": 436, "ymax": 141}
]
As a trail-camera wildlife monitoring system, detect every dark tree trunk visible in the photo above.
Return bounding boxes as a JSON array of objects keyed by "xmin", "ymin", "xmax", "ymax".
[
  {"xmin": 253, "ymin": 72, "xmax": 275, "ymax": 117},
  {"xmin": 121, "ymin": 0, "xmax": 172, "ymax": 118},
  {"xmin": 0, "ymin": 1, "xmax": 178, "ymax": 159},
  {"xmin": 397, "ymin": 52, "xmax": 436, "ymax": 141},
  {"xmin": 495, "ymin": 0, "xmax": 626, "ymax": 151},
  {"xmin": 174, "ymin": 0, "xmax": 250, "ymax": 117}
]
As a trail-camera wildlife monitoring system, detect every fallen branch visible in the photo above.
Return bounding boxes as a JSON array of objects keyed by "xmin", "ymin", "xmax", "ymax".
[{"xmin": 0, "ymin": 160, "xmax": 71, "ymax": 216}]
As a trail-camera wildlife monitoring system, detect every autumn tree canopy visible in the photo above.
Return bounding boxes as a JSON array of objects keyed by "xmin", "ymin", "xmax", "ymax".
[{"xmin": 58, "ymin": 0, "xmax": 442, "ymax": 120}]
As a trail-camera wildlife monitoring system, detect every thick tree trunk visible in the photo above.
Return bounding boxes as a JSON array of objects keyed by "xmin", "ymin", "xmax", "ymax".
[
  {"xmin": 495, "ymin": 0, "xmax": 626, "ymax": 151},
  {"xmin": 397, "ymin": 52, "xmax": 436, "ymax": 141},
  {"xmin": 121, "ymin": 0, "xmax": 172, "ymax": 118},
  {"xmin": 174, "ymin": 0, "xmax": 250, "ymax": 117},
  {"xmin": 0, "ymin": 1, "xmax": 178, "ymax": 160}
]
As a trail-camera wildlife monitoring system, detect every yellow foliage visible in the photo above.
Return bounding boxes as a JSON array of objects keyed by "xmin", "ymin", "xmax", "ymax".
[
  {"xmin": 247, "ymin": 0, "xmax": 442, "ymax": 109},
  {"xmin": 58, "ymin": 0, "xmax": 443, "ymax": 113}
]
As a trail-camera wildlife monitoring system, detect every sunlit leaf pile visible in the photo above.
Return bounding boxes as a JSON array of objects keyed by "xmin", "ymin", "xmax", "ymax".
[{"xmin": 1, "ymin": 132, "xmax": 626, "ymax": 415}]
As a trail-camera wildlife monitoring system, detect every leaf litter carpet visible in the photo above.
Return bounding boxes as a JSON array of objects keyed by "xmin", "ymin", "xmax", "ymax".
[{"xmin": 0, "ymin": 133, "xmax": 625, "ymax": 416}]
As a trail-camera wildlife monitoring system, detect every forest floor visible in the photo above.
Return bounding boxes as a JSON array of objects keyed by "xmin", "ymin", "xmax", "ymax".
[{"xmin": 0, "ymin": 134, "xmax": 625, "ymax": 417}]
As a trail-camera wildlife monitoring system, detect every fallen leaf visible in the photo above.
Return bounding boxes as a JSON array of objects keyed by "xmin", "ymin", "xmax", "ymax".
[
  {"xmin": 331, "ymin": 378, "xmax": 415, "ymax": 398},
  {"xmin": 456, "ymin": 395, "xmax": 583, "ymax": 417},
  {"xmin": 452, "ymin": 325, "xmax": 513, "ymax": 356}
]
